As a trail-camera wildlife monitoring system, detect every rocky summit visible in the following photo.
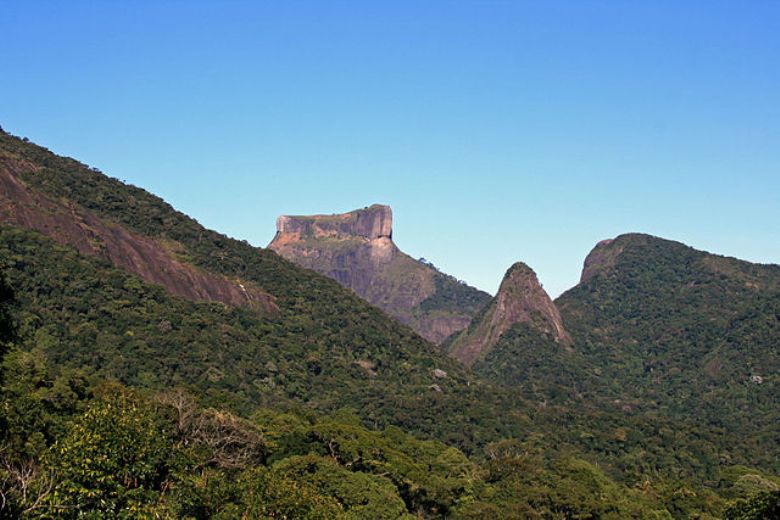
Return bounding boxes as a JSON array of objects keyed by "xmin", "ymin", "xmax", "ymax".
[
  {"xmin": 447, "ymin": 261, "xmax": 571, "ymax": 365},
  {"xmin": 269, "ymin": 204, "xmax": 491, "ymax": 343}
]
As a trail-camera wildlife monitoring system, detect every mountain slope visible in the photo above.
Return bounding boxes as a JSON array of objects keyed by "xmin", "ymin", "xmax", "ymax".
[
  {"xmin": 447, "ymin": 262, "xmax": 571, "ymax": 365},
  {"xmin": 268, "ymin": 205, "xmax": 491, "ymax": 343},
  {"xmin": 2, "ymin": 129, "xmax": 779, "ymax": 499},
  {"xmin": 444, "ymin": 261, "xmax": 584, "ymax": 403},
  {"xmin": 0, "ymin": 129, "xmax": 524, "ymax": 448},
  {"xmin": 556, "ymin": 233, "xmax": 780, "ymax": 465},
  {"xmin": 0, "ymin": 152, "xmax": 278, "ymax": 315}
]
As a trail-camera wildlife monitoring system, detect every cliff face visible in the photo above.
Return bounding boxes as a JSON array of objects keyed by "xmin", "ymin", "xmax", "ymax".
[
  {"xmin": 0, "ymin": 154, "xmax": 278, "ymax": 315},
  {"xmin": 447, "ymin": 262, "xmax": 571, "ymax": 365},
  {"xmin": 269, "ymin": 205, "xmax": 491, "ymax": 343},
  {"xmin": 276, "ymin": 204, "xmax": 393, "ymax": 241},
  {"xmin": 579, "ymin": 238, "xmax": 626, "ymax": 283},
  {"xmin": 270, "ymin": 205, "xmax": 399, "ymax": 276}
]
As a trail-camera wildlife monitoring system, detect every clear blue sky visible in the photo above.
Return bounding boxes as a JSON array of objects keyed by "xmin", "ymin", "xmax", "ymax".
[{"xmin": 2, "ymin": 1, "xmax": 779, "ymax": 297}]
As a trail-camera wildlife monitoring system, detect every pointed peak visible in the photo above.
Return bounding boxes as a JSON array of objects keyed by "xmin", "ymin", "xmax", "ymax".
[{"xmin": 448, "ymin": 260, "xmax": 571, "ymax": 365}]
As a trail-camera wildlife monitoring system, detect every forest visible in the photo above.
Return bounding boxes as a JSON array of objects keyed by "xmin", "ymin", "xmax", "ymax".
[{"xmin": 0, "ymin": 130, "xmax": 779, "ymax": 518}]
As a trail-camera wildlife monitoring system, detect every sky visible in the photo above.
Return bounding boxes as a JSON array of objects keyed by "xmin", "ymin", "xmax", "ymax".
[{"xmin": 2, "ymin": 1, "xmax": 779, "ymax": 297}]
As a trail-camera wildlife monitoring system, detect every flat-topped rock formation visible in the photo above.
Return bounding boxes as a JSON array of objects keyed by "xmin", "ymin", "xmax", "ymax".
[
  {"xmin": 269, "ymin": 205, "xmax": 491, "ymax": 343},
  {"xmin": 276, "ymin": 204, "xmax": 393, "ymax": 240}
]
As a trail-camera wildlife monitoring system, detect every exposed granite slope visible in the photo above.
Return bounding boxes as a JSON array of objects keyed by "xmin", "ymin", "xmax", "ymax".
[
  {"xmin": 269, "ymin": 205, "xmax": 490, "ymax": 343},
  {"xmin": 0, "ymin": 154, "xmax": 278, "ymax": 315}
]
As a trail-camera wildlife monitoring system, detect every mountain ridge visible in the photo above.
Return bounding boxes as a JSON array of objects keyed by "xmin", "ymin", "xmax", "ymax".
[
  {"xmin": 555, "ymin": 232, "xmax": 780, "ymax": 468},
  {"xmin": 0, "ymin": 152, "xmax": 279, "ymax": 315},
  {"xmin": 1, "ymin": 128, "xmax": 779, "ymax": 517},
  {"xmin": 0, "ymin": 127, "xmax": 535, "ymax": 450}
]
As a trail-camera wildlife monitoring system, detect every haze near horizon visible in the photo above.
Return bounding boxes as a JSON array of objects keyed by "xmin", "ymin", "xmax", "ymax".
[{"xmin": 2, "ymin": 1, "xmax": 778, "ymax": 296}]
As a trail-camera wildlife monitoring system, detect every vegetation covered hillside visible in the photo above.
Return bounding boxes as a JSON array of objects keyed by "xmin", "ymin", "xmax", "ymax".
[
  {"xmin": 557, "ymin": 233, "xmax": 780, "ymax": 472},
  {"xmin": 1, "ymin": 131, "xmax": 779, "ymax": 517},
  {"xmin": 9, "ymin": 367, "xmax": 767, "ymax": 519},
  {"xmin": 0, "ymin": 129, "xmax": 541, "ymax": 449}
]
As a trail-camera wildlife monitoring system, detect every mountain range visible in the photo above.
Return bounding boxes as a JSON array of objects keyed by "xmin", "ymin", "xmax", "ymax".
[{"xmin": 1, "ymin": 127, "xmax": 778, "ymax": 518}]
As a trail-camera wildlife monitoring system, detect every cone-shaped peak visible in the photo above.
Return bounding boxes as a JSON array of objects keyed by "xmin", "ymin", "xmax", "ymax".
[{"xmin": 448, "ymin": 261, "xmax": 571, "ymax": 366}]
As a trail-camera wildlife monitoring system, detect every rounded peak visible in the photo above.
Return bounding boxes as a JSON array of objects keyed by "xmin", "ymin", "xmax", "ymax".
[
  {"xmin": 497, "ymin": 261, "xmax": 544, "ymax": 297},
  {"xmin": 503, "ymin": 261, "xmax": 537, "ymax": 280},
  {"xmin": 589, "ymin": 233, "xmax": 646, "ymax": 251},
  {"xmin": 580, "ymin": 233, "xmax": 672, "ymax": 283},
  {"xmin": 605, "ymin": 233, "xmax": 674, "ymax": 248}
]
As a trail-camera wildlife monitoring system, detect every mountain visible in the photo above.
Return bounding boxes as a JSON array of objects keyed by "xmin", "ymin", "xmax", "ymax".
[
  {"xmin": 0, "ymin": 149, "xmax": 278, "ymax": 315},
  {"xmin": 443, "ymin": 262, "xmax": 586, "ymax": 404},
  {"xmin": 268, "ymin": 205, "xmax": 491, "ymax": 343},
  {"xmin": 2, "ymin": 128, "xmax": 779, "ymax": 517},
  {"xmin": 447, "ymin": 261, "xmax": 571, "ymax": 366},
  {"xmin": 445, "ymin": 233, "xmax": 780, "ymax": 476},
  {"xmin": 556, "ymin": 233, "xmax": 780, "ymax": 467},
  {"xmin": 0, "ymin": 128, "xmax": 525, "ymax": 448}
]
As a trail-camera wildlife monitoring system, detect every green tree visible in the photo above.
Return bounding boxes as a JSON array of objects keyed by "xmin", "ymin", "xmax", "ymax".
[
  {"xmin": 0, "ymin": 272, "xmax": 15, "ymax": 372},
  {"xmin": 272, "ymin": 454, "xmax": 412, "ymax": 519},
  {"xmin": 42, "ymin": 389, "xmax": 176, "ymax": 518},
  {"xmin": 224, "ymin": 466, "xmax": 344, "ymax": 519},
  {"xmin": 725, "ymin": 490, "xmax": 780, "ymax": 520}
]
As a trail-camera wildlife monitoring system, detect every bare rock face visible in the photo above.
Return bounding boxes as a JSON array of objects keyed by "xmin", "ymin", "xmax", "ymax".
[
  {"xmin": 0, "ymin": 156, "xmax": 278, "ymax": 316},
  {"xmin": 272, "ymin": 205, "xmax": 398, "ymax": 268},
  {"xmin": 276, "ymin": 204, "xmax": 393, "ymax": 240},
  {"xmin": 448, "ymin": 262, "xmax": 571, "ymax": 366},
  {"xmin": 269, "ymin": 205, "xmax": 491, "ymax": 344},
  {"xmin": 580, "ymin": 238, "xmax": 625, "ymax": 283},
  {"xmin": 270, "ymin": 205, "xmax": 401, "ymax": 298}
]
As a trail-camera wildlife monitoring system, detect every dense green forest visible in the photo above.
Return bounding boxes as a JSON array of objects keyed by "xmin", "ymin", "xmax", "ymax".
[
  {"xmin": 0, "ymin": 130, "xmax": 532, "ymax": 449},
  {"xmin": 556, "ymin": 234, "xmax": 780, "ymax": 473},
  {"xmin": 0, "ymin": 225, "xmax": 528, "ymax": 450},
  {"xmin": 2, "ymin": 340, "xmax": 778, "ymax": 518},
  {"xmin": 2, "ymin": 303, "xmax": 779, "ymax": 517},
  {"xmin": 1, "ymin": 130, "xmax": 779, "ymax": 517}
]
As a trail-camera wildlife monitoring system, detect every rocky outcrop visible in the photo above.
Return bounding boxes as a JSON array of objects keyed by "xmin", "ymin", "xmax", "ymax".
[
  {"xmin": 276, "ymin": 204, "xmax": 393, "ymax": 241},
  {"xmin": 269, "ymin": 205, "xmax": 490, "ymax": 343},
  {"xmin": 448, "ymin": 262, "xmax": 571, "ymax": 365},
  {"xmin": 0, "ymin": 156, "xmax": 278, "ymax": 315},
  {"xmin": 580, "ymin": 238, "xmax": 626, "ymax": 283}
]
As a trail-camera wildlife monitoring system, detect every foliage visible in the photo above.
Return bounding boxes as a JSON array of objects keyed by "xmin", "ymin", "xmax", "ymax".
[
  {"xmin": 227, "ymin": 466, "xmax": 344, "ymax": 519},
  {"xmin": 724, "ymin": 490, "xmax": 780, "ymax": 520},
  {"xmin": 0, "ymin": 350, "xmax": 774, "ymax": 519},
  {"xmin": 418, "ymin": 271, "xmax": 492, "ymax": 315},
  {"xmin": 41, "ymin": 389, "xmax": 176, "ymax": 518},
  {"xmin": 0, "ymin": 224, "xmax": 530, "ymax": 451},
  {"xmin": 472, "ymin": 322, "xmax": 588, "ymax": 404},
  {"xmin": 556, "ymin": 233, "xmax": 780, "ymax": 473},
  {"xmin": 1, "ymin": 131, "xmax": 779, "ymax": 518},
  {"xmin": 0, "ymin": 273, "xmax": 13, "ymax": 351},
  {"xmin": 272, "ymin": 454, "xmax": 412, "ymax": 519},
  {"xmin": 458, "ymin": 438, "xmax": 672, "ymax": 519}
]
